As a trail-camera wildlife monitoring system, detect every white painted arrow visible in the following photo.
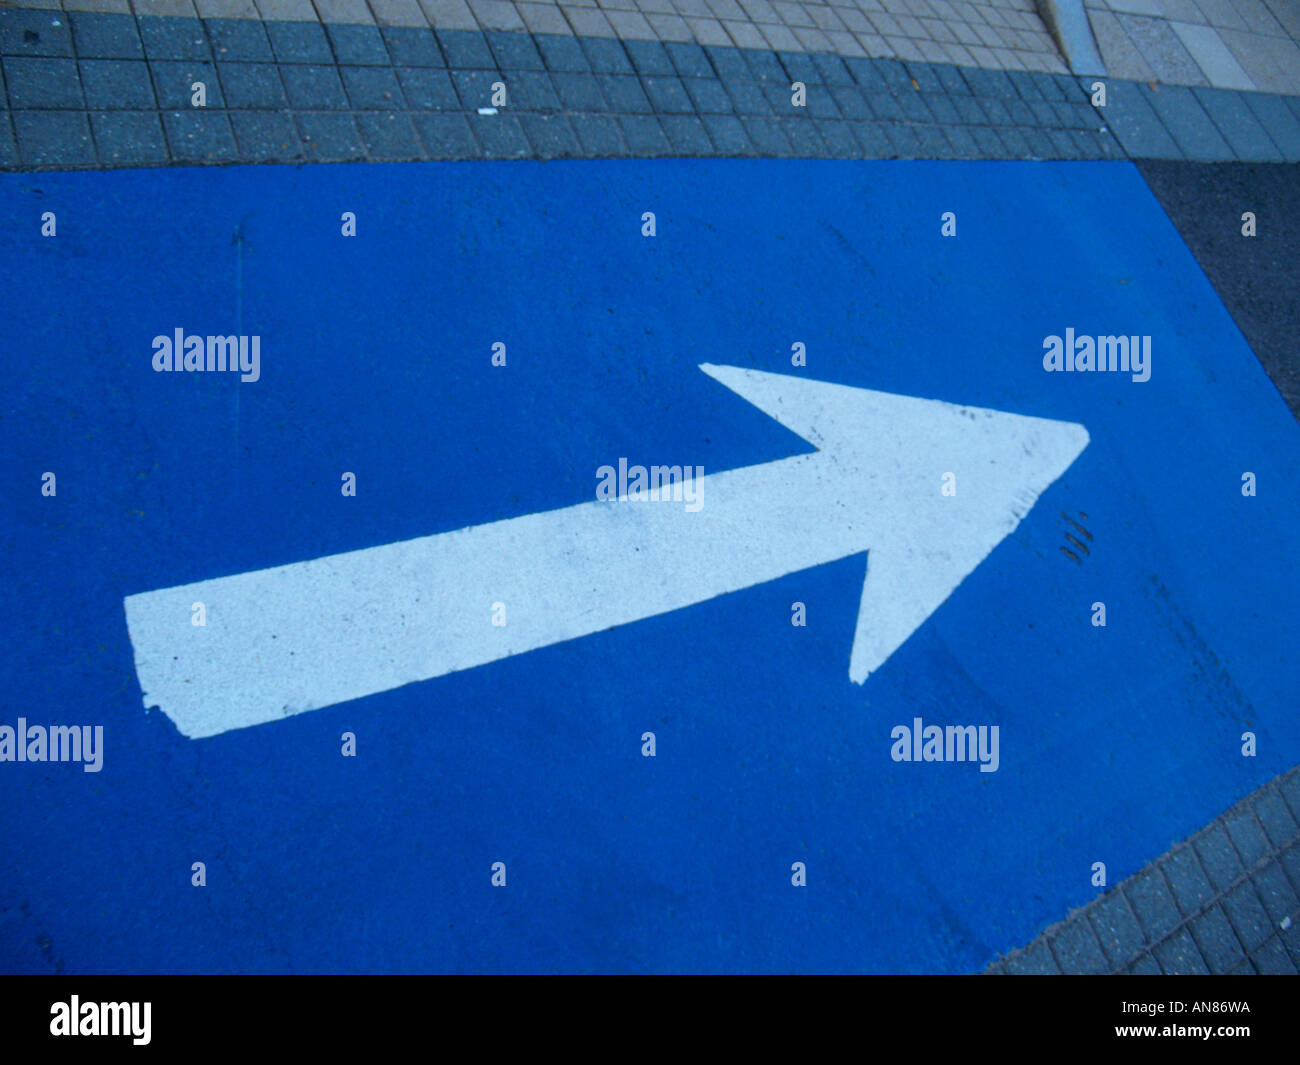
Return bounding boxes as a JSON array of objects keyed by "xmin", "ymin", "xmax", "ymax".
[{"xmin": 124, "ymin": 365, "xmax": 1089, "ymax": 739}]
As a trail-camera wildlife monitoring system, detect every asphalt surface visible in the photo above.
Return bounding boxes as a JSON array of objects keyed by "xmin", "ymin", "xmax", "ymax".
[{"xmin": 1139, "ymin": 161, "xmax": 1300, "ymax": 422}]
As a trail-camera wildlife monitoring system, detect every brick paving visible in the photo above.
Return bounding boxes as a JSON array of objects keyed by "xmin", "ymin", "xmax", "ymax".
[
  {"xmin": 1086, "ymin": 0, "xmax": 1300, "ymax": 94},
  {"xmin": 1, "ymin": 6, "xmax": 1298, "ymax": 167},
  {"xmin": 987, "ymin": 763, "xmax": 1300, "ymax": 974}
]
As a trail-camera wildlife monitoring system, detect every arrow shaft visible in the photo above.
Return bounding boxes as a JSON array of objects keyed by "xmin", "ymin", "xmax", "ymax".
[{"xmin": 125, "ymin": 452, "xmax": 872, "ymax": 738}]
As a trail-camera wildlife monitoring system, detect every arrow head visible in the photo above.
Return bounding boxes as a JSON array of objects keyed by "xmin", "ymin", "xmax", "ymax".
[{"xmin": 700, "ymin": 363, "xmax": 1090, "ymax": 683}]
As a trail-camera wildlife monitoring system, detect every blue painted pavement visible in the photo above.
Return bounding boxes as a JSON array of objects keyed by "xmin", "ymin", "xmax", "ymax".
[{"xmin": 1, "ymin": 159, "xmax": 1297, "ymax": 973}]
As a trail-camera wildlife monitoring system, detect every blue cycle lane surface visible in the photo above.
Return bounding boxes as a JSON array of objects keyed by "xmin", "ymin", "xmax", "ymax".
[{"xmin": 1, "ymin": 158, "xmax": 1297, "ymax": 973}]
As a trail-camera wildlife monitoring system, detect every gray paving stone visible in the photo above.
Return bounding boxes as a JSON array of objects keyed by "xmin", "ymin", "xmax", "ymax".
[
  {"xmin": 14, "ymin": 109, "xmax": 95, "ymax": 164},
  {"xmin": 682, "ymin": 77, "xmax": 732, "ymax": 114},
  {"xmin": 295, "ymin": 112, "xmax": 364, "ymax": 160},
  {"xmin": 1280, "ymin": 842, "xmax": 1300, "ymax": 893},
  {"xmin": 413, "ymin": 111, "xmax": 482, "ymax": 157},
  {"xmin": 1223, "ymin": 880, "xmax": 1273, "ymax": 951},
  {"xmin": 396, "ymin": 67, "xmax": 459, "ymax": 110},
  {"xmin": 1253, "ymin": 789, "xmax": 1300, "ymax": 848},
  {"xmin": 1279, "ymin": 769, "xmax": 1300, "ymax": 822},
  {"xmin": 280, "ymin": 64, "xmax": 347, "ymax": 110},
  {"xmin": 217, "ymin": 61, "xmax": 287, "ymax": 109},
  {"xmin": 1192, "ymin": 87, "xmax": 1283, "ymax": 161},
  {"xmin": 802, "ymin": 85, "xmax": 841, "ymax": 120},
  {"xmin": 327, "ymin": 24, "xmax": 391, "ymax": 67},
  {"xmin": 1084, "ymin": 130, "xmax": 1123, "ymax": 158},
  {"xmin": 552, "ymin": 71, "xmax": 606, "ymax": 111},
  {"xmin": 598, "ymin": 73, "xmax": 652, "ymax": 113},
  {"xmin": 1125, "ymin": 869, "xmax": 1185, "ymax": 942},
  {"xmin": 1162, "ymin": 845, "xmax": 1215, "ymax": 915},
  {"xmin": 1004, "ymin": 98, "xmax": 1036, "ymax": 126},
  {"xmin": 939, "ymin": 124, "xmax": 981, "ymax": 158},
  {"xmin": 1022, "ymin": 127, "xmax": 1056, "ymax": 157},
  {"xmin": 205, "ymin": 18, "xmax": 272, "ymax": 62},
  {"xmin": 1105, "ymin": 78, "xmax": 1183, "ymax": 159},
  {"xmin": 740, "ymin": 114, "xmax": 791, "ymax": 154},
  {"xmin": 1004, "ymin": 937, "xmax": 1060, "ymax": 974},
  {"xmin": 1028, "ymin": 99, "xmax": 1063, "ymax": 126},
  {"xmin": 1030, "ymin": 72, "xmax": 1070, "ymax": 103},
  {"xmin": 486, "ymin": 30, "xmax": 545, "ymax": 72},
  {"xmin": 914, "ymin": 124, "xmax": 953, "ymax": 157},
  {"xmin": 1251, "ymin": 935, "xmax": 1298, "ymax": 974},
  {"xmin": 501, "ymin": 69, "xmax": 559, "ymax": 109},
  {"xmin": 779, "ymin": 114, "xmax": 826, "ymax": 155},
  {"xmin": 727, "ymin": 79, "xmax": 775, "ymax": 115},
  {"xmin": 340, "ymin": 65, "xmax": 403, "ymax": 110},
  {"xmin": 962, "ymin": 65, "xmax": 1016, "ymax": 98},
  {"xmin": 744, "ymin": 49, "xmax": 786, "ymax": 83},
  {"xmin": 1189, "ymin": 905, "xmax": 1246, "ymax": 973},
  {"xmin": 266, "ymin": 21, "xmax": 332, "ymax": 65},
  {"xmin": 80, "ymin": 59, "xmax": 155, "ymax": 110},
  {"xmin": 1223, "ymin": 808, "xmax": 1272, "ymax": 867},
  {"xmin": 1088, "ymin": 892, "xmax": 1146, "ymax": 967},
  {"xmin": 849, "ymin": 119, "xmax": 892, "ymax": 157},
  {"xmin": 930, "ymin": 62, "xmax": 970, "ymax": 97},
  {"xmin": 0, "ymin": 9, "xmax": 73, "ymax": 59},
  {"xmin": 1250, "ymin": 861, "xmax": 1300, "ymax": 924},
  {"xmin": 664, "ymin": 41, "xmax": 712, "ymax": 80},
  {"xmin": 760, "ymin": 79, "xmax": 794, "ymax": 112},
  {"xmin": 979, "ymin": 97, "xmax": 1014, "ymax": 126},
  {"xmin": 950, "ymin": 95, "xmax": 988, "ymax": 125},
  {"xmin": 3, "ymin": 57, "xmax": 83, "ymax": 109},
  {"xmin": 1128, "ymin": 953, "xmax": 1161, "ymax": 974},
  {"xmin": 1141, "ymin": 83, "xmax": 1234, "ymax": 161},
  {"xmin": 469, "ymin": 110, "xmax": 530, "ymax": 156},
  {"xmin": 996, "ymin": 126, "xmax": 1032, "ymax": 156},
  {"xmin": 1048, "ymin": 914, "xmax": 1110, "ymax": 973},
  {"xmin": 643, "ymin": 75, "xmax": 694, "ymax": 114},
  {"xmin": 520, "ymin": 112, "xmax": 581, "ymax": 157},
  {"xmin": 779, "ymin": 49, "xmax": 819, "ymax": 85},
  {"xmin": 571, "ymin": 112, "xmax": 629, "ymax": 154},
  {"xmin": 451, "ymin": 67, "xmax": 499, "ymax": 109},
  {"xmin": 884, "ymin": 122, "xmax": 922, "ymax": 156},
  {"xmin": 138, "ymin": 17, "xmax": 210, "ymax": 62},
  {"xmin": 1154, "ymin": 927, "xmax": 1212, "ymax": 974},
  {"xmin": 813, "ymin": 118, "xmax": 858, "ymax": 157},
  {"xmin": 704, "ymin": 44, "xmax": 749, "ymax": 81},
  {"xmin": 829, "ymin": 85, "xmax": 871, "ymax": 120},
  {"xmin": 89, "ymin": 109, "xmax": 167, "ymax": 163},
  {"xmin": 1046, "ymin": 127, "xmax": 1083, "ymax": 158},
  {"xmin": 845, "ymin": 55, "xmax": 889, "ymax": 92},
  {"xmin": 810, "ymin": 52, "xmax": 853, "ymax": 86},
  {"xmin": 902, "ymin": 60, "xmax": 944, "ymax": 94},
  {"xmin": 355, "ymin": 112, "xmax": 423, "ymax": 159},
  {"xmin": 1241, "ymin": 91, "xmax": 1300, "ymax": 158},
  {"xmin": 618, "ymin": 113, "xmax": 673, "ymax": 155},
  {"xmin": 161, "ymin": 109, "xmax": 236, "ymax": 162},
  {"xmin": 68, "ymin": 12, "xmax": 143, "ymax": 61},
  {"xmin": 535, "ymin": 34, "xmax": 589, "ymax": 73},
  {"xmin": 1283, "ymin": 911, "xmax": 1300, "ymax": 965},
  {"xmin": 1196, "ymin": 823, "xmax": 1248, "ymax": 891},
  {"xmin": 381, "ymin": 27, "xmax": 444, "ymax": 69},
  {"xmin": 660, "ymin": 112, "xmax": 715, "ymax": 153},
  {"xmin": 437, "ymin": 29, "xmax": 497, "ymax": 71},
  {"xmin": 700, "ymin": 112, "xmax": 751, "ymax": 154},
  {"xmin": 624, "ymin": 38, "xmax": 674, "ymax": 76},
  {"xmin": 1005, "ymin": 68, "xmax": 1045, "ymax": 102},
  {"xmin": 230, "ymin": 109, "xmax": 302, "ymax": 160}
]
